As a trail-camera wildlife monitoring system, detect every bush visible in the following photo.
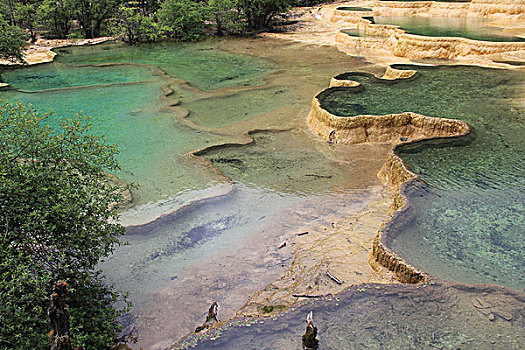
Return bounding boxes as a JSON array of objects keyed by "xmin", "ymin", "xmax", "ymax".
[
  {"xmin": 0, "ymin": 100, "xmax": 128, "ymax": 349},
  {"xmin": 157, "ymin": 0, "xmax": 209, "ymax": 41},
  {"xmin": 0, "ymin": 14, "xmax": 27, "ymax": 62}
]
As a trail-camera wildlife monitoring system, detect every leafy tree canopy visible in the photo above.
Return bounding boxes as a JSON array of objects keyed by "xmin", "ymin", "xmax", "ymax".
[
  {"xmin": 157, "ymin": 0, "xmax": 209, "ymax": 41},
  {"xmin": 109, "ymin": 1, "xmax": 167, "ymax": 44},
  {"xmin": 71, "ymin": 0, "xmax": 122, "ymax": 38},
  {"xmin": 238, "ymin": 0, "xmax": 290, "ymax": 31},
  {"xmin": 0, "ymin": 100, "xmax": 128, "ymax": 349},
  {"xmin": 36, "ymin": 0, "xmax": 74, "ymax": 39},
  {"xmin": 0, "ymin": 14, "xmax": 27, "ymax": 62}
]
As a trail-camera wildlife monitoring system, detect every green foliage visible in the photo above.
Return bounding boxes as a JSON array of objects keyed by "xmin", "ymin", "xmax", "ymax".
[
  {"xmin": 0, "ymin": 252, "xmax": 51, "ymax": 349},
  {"xmin": 237, "ymin": 0, "xmax": 290, "ymax": 31},
  {"xmin": 109, "ymin": 1, "xmax": 166, "ymax": 44},
  {"xmin": 67, "ymin": 271, "xmax": 130, "ymax": 349},
  {"xmin": 3, "ymin": 0, "xmax": 309, "ymax": 44},
  {"xmin": 208, "ymin": 0, "xmax": 245, "ymax": 35},
  {"xmin": 0, "ymin": 14, "xmax": 27, "ymax": 62},
  {"xmin": 12, "ymin": 0, "xmax": 40, "ymax": 42},
  {"xmin": 157, "ymin": 0, "xmax": 209, "ymax": 41},
  {"xmin": 0, "ymin": 100, "xmax": 127, "ymax": 349},
  {"xmin": 36, "ymin": 0, "xmax": 73, "ymax": 39},
  {"xmin": 70, "ymin": 0, "xmax": 121, "ymax": 38}
]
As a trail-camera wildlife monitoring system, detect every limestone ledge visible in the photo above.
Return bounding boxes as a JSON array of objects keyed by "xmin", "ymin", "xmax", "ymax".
[
  {"xmin": 0, "ymin": 37, "xmax": 113, "ymax": 66},
  {"xmin": 307, "ymin": 71, "xmax": 470, "ymax": 283},
  {"xmin": 330, "ymin": 0, "xmax": 525, "ymax": 22},
  {"xmin": 329, "ymin": 76, "xmax": 360, "ymax": 87},
  {"xmin": 374, "ymin": 155, "xmax": 430, "ymax": 284},
  {"xmin": 331, "ymin": 8, "xmax": 375, "ymax": 24},
  {"xmin": 394, "ymin": 33, "xmax": 525, "ymax": 59},
  {"xmin": 335, "ymin": 30, "xmax": 396, "ymax": 53},
  {"xmin": 374, "ymin": 1, "xmax": 470, "ymax": 18},
  {"xmin": 308, "ymin": 99, "xmax": 468, "ymax": 146},
  {"xmin": 381, "ymin": 65, "xmax": 419, "ymax": 80},
  {"xmin": 468, "ymin": 0, "xmax": 525, "ymax": 19},
  {"xmin": 335, "ymin": 24, "xmax": 525, "ymax": 59}
]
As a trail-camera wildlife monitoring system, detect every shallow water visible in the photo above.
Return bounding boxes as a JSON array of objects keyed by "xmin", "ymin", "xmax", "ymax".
[
  {"xmin": 0, "ymin": 40, "xmax": 278, "ymax": 213},
  {"xmin": 202, "ymin": 129, "xmax": 375, "ymax": 194},
  {"xmin": 174, "ymin": 282, "xmax": 524, "ymax": 350},
  {"xmin": 184, "ymin": 86, "xmax": 294, "ymax": 128},
  {"xmin": 318, "ymin": 65, "xmax": 525, "ymax": 290},
  {"xmin": 51, "ymin": 41, "xmax": 273, "ymax": 91},
  {"xmin": 374, "ymin": 16, "xmax": 525, "ymax": 42}
]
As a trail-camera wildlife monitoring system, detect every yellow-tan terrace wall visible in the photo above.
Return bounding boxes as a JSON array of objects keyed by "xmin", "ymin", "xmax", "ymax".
[
  {"xmin": 335, "ymin": 28, "xmax": 525, "ymax": 59},
  {"xmin": 330, "ymin": 0, "xmax": 525, "ymax": 24},
  {"xmin": 308, "ymin": 96, "xmax": 469, "ymax": 145},
  {"xmin": 394, "ymin": 34, "xmax": 525, "ymax": 59}
]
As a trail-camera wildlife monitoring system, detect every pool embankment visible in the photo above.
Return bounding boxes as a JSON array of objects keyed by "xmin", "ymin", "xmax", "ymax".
[
  {"xmin": 331, "ymin": 0, "xmax": 525, "ymax": 22},
  {"xmin": 392, "ymin": 33, "xmax": 525, "ymax": 59},
  {"xmin": 308, "ymin": 68, "xmax": 471, "ymax": 283},
  {"xmin": 308, "ymin": 93, "xmax": 468, "ymax": 146},
  {"xmin": 335, "ymin": 22, "xmax": 525, "ymax": 60},
  {"xmin": 329, "ymin": 0, "xmax": 525, "ymax": 60},
  {"xmin": 0, "ymin": 37, "xmax": 115, "ymax": 67},
  {"xmin": 171, "ymin": 278, "xmax": 525, "ymax": 349}
]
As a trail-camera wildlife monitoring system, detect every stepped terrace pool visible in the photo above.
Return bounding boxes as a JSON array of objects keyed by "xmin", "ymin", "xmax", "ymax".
[{"xmin": 374, "ymin": 16, "xmax": 525, "ymax": 42}]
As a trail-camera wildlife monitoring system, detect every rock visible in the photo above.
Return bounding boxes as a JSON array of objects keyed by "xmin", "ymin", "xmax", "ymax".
[
  {"xmin": 472, "ymin": 297, "xmax": 491, "ymax": 309},
  {"xmin": 493, "ymin": 309, "xmax": 513, "ymax": 321}
]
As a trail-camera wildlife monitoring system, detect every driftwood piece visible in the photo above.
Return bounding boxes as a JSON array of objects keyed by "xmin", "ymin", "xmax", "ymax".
[
  {"xmin": 302, "ymin": 312, "xmax": 319, "ymax": 350},
  {"xmin": 48, "ymin": 281, "xmax": 73, "ymax": 350},
  {"xmin": 305, "ymin": 174, "xmax": 333, "ymax": 179},
  {"xmin": 326, "ymin": 270, "xmax": 343, "ymax": 285}
]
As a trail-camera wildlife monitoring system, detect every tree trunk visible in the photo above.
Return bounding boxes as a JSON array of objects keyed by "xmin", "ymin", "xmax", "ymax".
[
  {"xmin": 215, "ymin": 13, "xmax": 223, "ymax": 36},
  {"xmin": 7, "ymin": 0, "xmax": 16, "ymax": 26}
]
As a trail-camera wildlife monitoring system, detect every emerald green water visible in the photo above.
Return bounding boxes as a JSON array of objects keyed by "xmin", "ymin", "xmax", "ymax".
[
  {"xmin": 0, "ymin": 40, "xmax": 278, "ymax": 217},
  {"xmin": 1, "ymin": 64, "xmax": 155, "ymax": 91},
  {"xmin": 374, "ymin": 17, "xmax": 525, "ymax": 42},
  {"xmin": 318, "ymin": 65, "xmax": 525, "ymax": 290},
  {"xmin": 51, "ymin": 41, "xmax": 272, "ymax": 91}
]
